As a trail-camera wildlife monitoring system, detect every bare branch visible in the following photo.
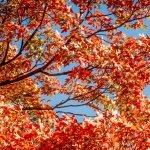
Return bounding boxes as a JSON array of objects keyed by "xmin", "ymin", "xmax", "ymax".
[
  {"xmin": 23, "ymin": 107, "xmax": 52, "ymax": 110},
  {"xmin": 41, "ymin": 70, "xmax": 72, "ymax": 77},
  {"xmin": 56, "ymin": 111, "xmax": 96, "ymax": 118}
]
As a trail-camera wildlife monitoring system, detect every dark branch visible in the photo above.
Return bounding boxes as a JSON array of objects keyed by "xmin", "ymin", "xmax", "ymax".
[
  {"xmin": 23, "ymin": 107, "xmax": 52, "ymax": 110},
  {"xmin": 86, "ymin": 12, "xmax": 150, "ymax": 38},
  {"xmin": 56, "ymin": 111, "xmax": 96, "ymax": 118},
  {"xmin": 0, "ymin": 55, "xmax": 56, "ymax": 87},
  {"xmin": 41, "ymin": 70, "xmax": 72, "ymax": 77},
  {"xmin": 0, "ymin": 3, "xmax": 47, "ymax": 67}
]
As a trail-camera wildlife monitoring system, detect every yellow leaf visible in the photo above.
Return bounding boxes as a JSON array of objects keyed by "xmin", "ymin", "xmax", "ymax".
[
  {"xmin": 147, "ymin": 16, "xmax": 150, "ymax": 21},
  {"xmin": 15, "ymin": 38, "xmax": 19, "ymax": 42},
  {"xmin": 125, "ymin": 23, "xmax": 130, "ymax": 29},
  {"xmin": 141, "ymin": 25, "xmax": 147, "ymax": 30}
]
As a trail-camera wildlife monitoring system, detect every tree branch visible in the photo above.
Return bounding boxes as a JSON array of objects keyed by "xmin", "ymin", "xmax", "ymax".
[
  {"xmin": 56, "ymin": 111, "xmax": 96, "ymax": 118},
  {"xmin": 41, "ymin": 70, "xmax": 72, "ymax": 77},
  {"xmin": 86, "ymin": 12, "xmax": 150, "ymax": 38},
  {"xmin": 0, "ymin": 3, "xmax": 47, "ymax": 67},
  {"xmin": 0, "ymin": 55, "xmax": 56, "ymax": 87}
]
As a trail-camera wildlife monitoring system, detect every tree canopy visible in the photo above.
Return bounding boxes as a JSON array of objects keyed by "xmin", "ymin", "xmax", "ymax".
[{"xmin": 0, "ymin": 0, "xmax": 150, "ymax": 149}]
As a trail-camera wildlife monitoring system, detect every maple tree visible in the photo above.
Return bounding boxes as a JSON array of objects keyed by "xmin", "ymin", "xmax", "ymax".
[{"xmin": 0, "ymin": 0, "xmax": 150, "ymax": 149}]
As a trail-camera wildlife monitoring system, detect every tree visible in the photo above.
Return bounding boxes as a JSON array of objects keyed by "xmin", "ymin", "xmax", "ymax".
[{"xmin": 0, "ymin": 0, "xmax": 150, "ymax": 149}]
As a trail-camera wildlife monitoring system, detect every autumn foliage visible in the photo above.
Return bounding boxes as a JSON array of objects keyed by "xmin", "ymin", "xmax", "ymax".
[{"xmin": 0, "ymin": 0, "xmax": 150, "ymax": 149}]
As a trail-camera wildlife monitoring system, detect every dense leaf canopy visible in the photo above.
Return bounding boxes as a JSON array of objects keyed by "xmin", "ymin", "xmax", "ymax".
[{"xmin": 0, "ymin": 0, "xmax": 150, "ymax": 149}]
